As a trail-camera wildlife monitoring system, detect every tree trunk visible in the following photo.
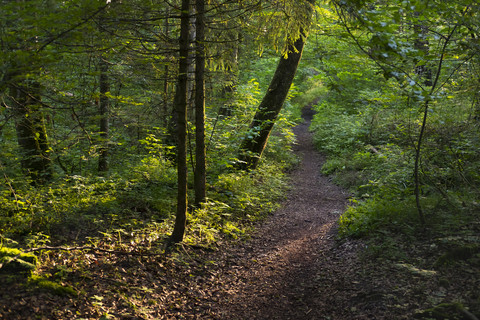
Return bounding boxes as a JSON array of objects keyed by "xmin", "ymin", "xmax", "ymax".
[
  {"xmin": 163, "ymin": 6, "xmax": 171, "ymax": 127},
  {"xmin": 98, "ymin": 57, "xmax": 110, "ymax": 173},
  {"xmin": 194, "ymin": 0, "xmax": 206, "ymax": 207},
  {"xmin": 219, "ymin": 30, "xmax": 240, "ymax": 117},
  {"xmin": 237, "ymin": 34, "xmax": 308, "ymax": 170},
  {"xmin": 169, "ymin": 0, "xmax": 190, "ymax": 245},
  {"xmin": 187, "ymin": 9, "xmax": 196, "ymax": 119},
  {"xmin": 413, "ymin": 25, "xmax": 457, "ymax": 227},
  {"xmin": 9, "ymin": 79, "xmax": 52, "ymax": 184}
]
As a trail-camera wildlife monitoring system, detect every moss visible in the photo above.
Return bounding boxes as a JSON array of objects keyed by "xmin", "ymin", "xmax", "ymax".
[
  {"xmin": 0, "ymin": 247, "xmax": 37, "ymax": 275},
  {"xmin": 29, "ymin": 275, "xmax": 78, "ymax": 297}
]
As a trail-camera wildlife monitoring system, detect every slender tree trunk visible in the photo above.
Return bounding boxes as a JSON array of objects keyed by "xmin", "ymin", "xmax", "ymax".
[
  {"xmin": 169, "ymin": 0, "xmax": 190, "ymax": 245},
  {"xmin": 187, "ymin": 9, "xmax": 196, "ymax": 119},
  {"xmin": 412, "ymin": 15, "xmax": 431, "ymax": 226},
  {"xmin": 413, "ymin": 25, "xmax": 457, "ymax": 226},
  {"xmin": 194, "ymin": 0, "xmax": 206, "ymax": 207},
  {"xmin": 163, "ymin": 7, "xmax": 171, "ymax": 127},
  {"xmin": 414, "ymin": 100, "xmax": 428, "ymax": 226},
  {"xmin": 219, "ymin": 30, "xmax": 240, "ymax": 117},
  {"xmin": 98, "ymin": 57, "xmax": 110, "ymax": 173},
  {"xmin": 474, "ymin": 89, "xmax": 480, "ymax": 121},
  {"xmin": 237, "ymin": 34, "xmax": 308, "ymax": 170},
  {"xmin": 9, "ymin": 79, "xmax": 52, "ymax": 184},
  {"xmin": 413, "ymin": 17, "xmax": 432, "ymax": 87}
]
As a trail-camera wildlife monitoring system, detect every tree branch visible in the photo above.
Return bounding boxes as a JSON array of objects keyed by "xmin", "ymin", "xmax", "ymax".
[{"xmin": 37, "ymin": 3, "xmax": 113, "ymax": 53}]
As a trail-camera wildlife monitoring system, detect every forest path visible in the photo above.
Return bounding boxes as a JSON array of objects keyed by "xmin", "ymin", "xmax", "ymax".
[
  {"xmin": 0, "ymin": 106, "xmax": 379, "ymax": 320},
  {"xmin": 200, "ymin": 107, "xmax": 369, "ymax": 319},
  {"xmin": 0, "ymin": 107, "xmax": 469, "ymax": 320}
]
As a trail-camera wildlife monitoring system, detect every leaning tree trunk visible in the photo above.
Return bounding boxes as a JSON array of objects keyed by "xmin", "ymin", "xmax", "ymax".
[
  {"xmin": 237, "ymin": 34, "xmax": 308, "ymax": 170},
  {"xmin": 169, "ymin": 0, "xmax": 191, "ymax": 245},
  {"xmin": 237, "ymin": 0, "xmax": 314, "ymax": 171},
  {"xmin": 194, "ymin": 0, "xmax": 206, "ymax": 207},
  {"xmin": 9, "ymin": 79, "xmax": 52, "ymax": 184}
]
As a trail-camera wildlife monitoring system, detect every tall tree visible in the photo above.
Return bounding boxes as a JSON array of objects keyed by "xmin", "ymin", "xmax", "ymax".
[
  {"xmin": 97, "ymin": 5, "xmax": 111, "ymax": 173},
  {"xmin": 169, "ymin": 0, "xmax": 191, "ymax": 245},
  {"xmin": 194, "ymin": 0, "xmax": 207, "ymax": 206}
]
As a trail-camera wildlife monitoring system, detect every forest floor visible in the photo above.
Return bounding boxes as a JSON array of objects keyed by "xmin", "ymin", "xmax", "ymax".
[{"xmin": 1, "ymin": 107, "xmax": 478, "ymax": 319}]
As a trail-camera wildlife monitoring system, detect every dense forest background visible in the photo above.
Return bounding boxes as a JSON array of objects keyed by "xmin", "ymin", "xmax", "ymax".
[{"xmin": 1, "ymin": 0, "xmax": 479, "ymax": 318}]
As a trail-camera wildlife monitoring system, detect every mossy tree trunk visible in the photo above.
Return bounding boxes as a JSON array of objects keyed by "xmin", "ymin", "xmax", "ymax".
[
  {"xmin": 9, "ymin": 79, "xmax": 52, "ymax": 184},
  {"xmin": 237, "ymin": 34, "xmax": 308, "ymax": 170},
  {"xmin": 236, "ymin": 0, "xmax": 314, "ymax": 171}
]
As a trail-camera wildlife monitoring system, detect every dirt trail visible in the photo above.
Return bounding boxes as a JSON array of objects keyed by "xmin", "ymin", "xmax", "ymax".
[
  {"xmin": 1, "ymin": 107, "xmax": 475, "ymax": 319},
  {"xmin": 0, "ymin": 107, "xmax": 376, "ymax": 320},
  {"xmin": 203, "ymin": 107, "xmax": 369, "ymax": 319}
]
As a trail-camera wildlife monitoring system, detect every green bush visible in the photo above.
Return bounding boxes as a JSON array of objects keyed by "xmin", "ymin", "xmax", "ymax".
[{"xmin": 117, "ymin": 156, "xmax": 176, "ymax": 219}]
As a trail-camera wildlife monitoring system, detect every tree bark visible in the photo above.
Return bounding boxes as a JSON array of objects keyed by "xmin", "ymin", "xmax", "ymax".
[
  {"xmin": 237, "ymin": 34, "xmax": 308, "ymax": 170},
  {"xmin": 9, "ymin": 79, "xmax": 52, "ymax": 184},
  {"xmin": 163, "ymin": 6, "xmax": 171, "ymax": 127},
  {"xmin": 413, "ymin": 17, "xmax": 432, "ymax": 87},
  {"xmin": 169, "ymin": 0, "xmax": 190, "ymax": 245},
  {"xmin": 194, "ymin": 0, "xmax": 206, "ymax": 207},
  {"xmin": 98, "ymin": 57, "xmax": 110, "ymax": 173}
]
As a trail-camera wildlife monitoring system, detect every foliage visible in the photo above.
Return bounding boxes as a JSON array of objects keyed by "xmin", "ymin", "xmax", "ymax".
[
  {"xmin": 0, "ymin": 30, "xmax": 298, "ymax": 253},
  {"xmin": 0, "ymin": 0, "xmax": 307, "ymax": 252},
  {"xmin": 297, "ymin": 3, "xmax": 480, "ymax": 316},
  {"xmin": 0, "ymin": 0, "xmax": 479, "ymax": 317},
  {"xmin": 305, "ymin": 0, "xmax": 480, "ymax": 236},
  {"xmin": 288, "ymin": 10, "xmax": 480, "ymax": 319}
]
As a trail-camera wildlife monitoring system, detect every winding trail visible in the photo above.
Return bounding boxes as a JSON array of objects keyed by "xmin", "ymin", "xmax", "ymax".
[
  {"xmin": 204, "ymin": 107, "xmax": 367, "ymax": 319},
  {"xmin": 1, "ymin": 107, "xmax": 474, "ymax": 320},
  {"xmin": 0, "ymin": 106, "xmax": 380, "ymax": 320}
]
